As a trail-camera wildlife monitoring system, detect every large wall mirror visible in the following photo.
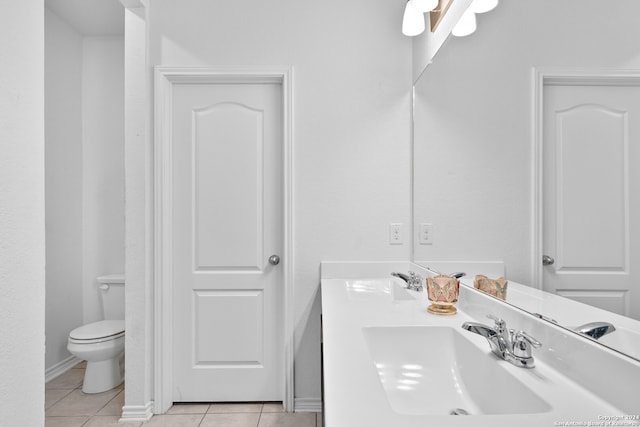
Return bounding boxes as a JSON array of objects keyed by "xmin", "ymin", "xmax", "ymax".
[{"xmin": 411, "ymin": 0, "xmax": 640, "ymax": 361}]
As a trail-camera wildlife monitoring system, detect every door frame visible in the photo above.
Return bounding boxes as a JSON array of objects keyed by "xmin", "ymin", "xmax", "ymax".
[
  {"xmin": 153, "ymin": 66, "xmax": 294, "ymax": 413},
  {"xmin": 532, "ymin": 67, "xmax": 640, "ymax": 289}
]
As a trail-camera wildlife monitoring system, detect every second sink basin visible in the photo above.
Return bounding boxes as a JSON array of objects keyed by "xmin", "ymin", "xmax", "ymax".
[
  {"xmin": 345, "ymin": 279, "xmax": 416, "ymax": 302},
  {"xmin": 362, "ymin": 326, "xmax": 551, "ymax": 416}
]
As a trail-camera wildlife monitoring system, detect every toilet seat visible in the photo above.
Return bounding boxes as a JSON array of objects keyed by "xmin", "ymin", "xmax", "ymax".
[{"xmin": 69, "ymin": 320, "xmax": 125, "ymax": 344}]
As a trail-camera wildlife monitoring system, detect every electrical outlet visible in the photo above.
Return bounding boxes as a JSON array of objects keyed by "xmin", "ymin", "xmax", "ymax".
[
  {"xmin": 419, "ymin": 223, "xmax": 433, "ymax": 245},
  {"xmin": 389, "ymin": 223, "xmax": 403, "ymax": 245}
]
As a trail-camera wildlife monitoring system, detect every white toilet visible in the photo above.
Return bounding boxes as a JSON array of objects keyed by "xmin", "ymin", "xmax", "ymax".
[{"xmin": 67, "ymin": 274, "xmax": 125, "ymax": 394}]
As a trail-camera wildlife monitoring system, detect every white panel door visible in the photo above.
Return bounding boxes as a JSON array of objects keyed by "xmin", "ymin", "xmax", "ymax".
[
  {"xmin": 171, "ymin": 82, "xmax": 283, "ymax": 401},
  {"xmin": 543, "ymin": 83, "xmax": 640, "ymax": 320}
]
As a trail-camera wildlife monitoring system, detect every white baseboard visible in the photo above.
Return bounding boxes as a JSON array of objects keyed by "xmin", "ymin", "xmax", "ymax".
[
  {"xmin": 294, "ymin": 397, "xmax": 322, "ymax": 412},
  {"xmin": 120, "ymin": 402, "xmax": 153, "ymax": 422},
  {"xmin": 45, "ymin": 355, "xmax": 81, "ymax": 383},
  {"xmin": 123, "ymin": 399, "xmax": 317, "ymax": 419}
]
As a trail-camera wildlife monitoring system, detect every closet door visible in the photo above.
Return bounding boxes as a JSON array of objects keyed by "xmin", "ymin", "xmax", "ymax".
[{"xmin": 171, "ymin": 81, "xmax": 284, "ymax": 401}]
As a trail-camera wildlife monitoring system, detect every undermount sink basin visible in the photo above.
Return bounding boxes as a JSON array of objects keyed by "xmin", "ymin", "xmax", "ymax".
[
  {"xmin": 345, "ymin": 279, "xmax": 416, "ymax": 302},
  {"xmin": 362, "ymin": 326, "xmax": 551, "ymax": 415}
]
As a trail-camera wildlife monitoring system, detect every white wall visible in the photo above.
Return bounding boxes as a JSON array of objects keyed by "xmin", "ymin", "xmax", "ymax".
[
  {"xmin": 45, "ymin": 7, "xmax": 84, "ymax": 371},
  {"xmin": 81, "ymin": 37, "xmax": 125, "ymax": 324},
  {"xmin": 413, "ymin": 0, "xmax": 640, "ymax": 284},
  {"xmin": 0, "ymin": 1, "xmax": 45, "ymax": 425},
  {"xmin": 122, "ymin": 4, "xmax": 153, "ymax": 418},
  {"xmin": 143, "ymin": 0, "xmax": 412, "ymax": 404},
  {"xmin": 44, "ymin": 17, "xmax": 125, "ymax": 371}
]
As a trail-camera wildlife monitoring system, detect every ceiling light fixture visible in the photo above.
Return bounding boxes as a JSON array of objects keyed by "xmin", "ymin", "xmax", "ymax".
[
  {"xmin": 402, "ymin": 0, "xmax": 426, "ymax": 37},
  {"xmin": 452, "ymin": 0, "xmax": 498, "ymax": 38},
  {"xmin": 451, "ymin": 6, "xmax": 477, "ymax": 37},
  {"xmin": 402, "ymin": 0, "xmax": 439, "ymax": 37},
  {"xmin": 414, "ymin": 0, "xmax": 439, "ymax": 13}
]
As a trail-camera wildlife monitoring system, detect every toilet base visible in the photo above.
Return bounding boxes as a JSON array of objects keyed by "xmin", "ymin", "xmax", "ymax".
[{"xmin": 83, "ymin": 355, "xmax": 123, "ymax": 394}]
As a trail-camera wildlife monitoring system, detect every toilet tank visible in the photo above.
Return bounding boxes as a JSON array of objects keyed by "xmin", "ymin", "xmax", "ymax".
[{"xmin": 97, "ymin": 274, "xmax": 125, "ymax": 320}]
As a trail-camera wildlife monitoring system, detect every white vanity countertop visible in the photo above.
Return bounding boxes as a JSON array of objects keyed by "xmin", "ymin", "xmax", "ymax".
[{"xmin": 320, "ymin": 264, "xmax": 635, "ymax": 427}]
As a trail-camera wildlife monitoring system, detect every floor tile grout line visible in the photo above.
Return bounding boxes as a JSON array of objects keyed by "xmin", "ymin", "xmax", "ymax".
[
  {"xmin": 194, "ymin": 412, "xmax": 206, "ymax": 427},
  {"xmin": 45, "ymin": 387, "xmax": 75, "ymax": 411},
  {"xmin": 96, "ymin": 388, "xmax": 123, "ymax": 416}
]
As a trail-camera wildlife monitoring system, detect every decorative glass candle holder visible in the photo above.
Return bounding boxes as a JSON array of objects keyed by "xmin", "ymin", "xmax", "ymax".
[
  {"xmin": 474, "ymin": 275, "xmax": 508, "ymax": 301},
  {"xmin": 425, "ymin": 275, "xmax": 459, "ymax": 316}
]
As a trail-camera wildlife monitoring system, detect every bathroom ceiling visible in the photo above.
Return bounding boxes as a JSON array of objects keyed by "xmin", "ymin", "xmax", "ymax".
[{"xmin": 46, "ymin": 0, "xmax": 124, "ymax": 36}]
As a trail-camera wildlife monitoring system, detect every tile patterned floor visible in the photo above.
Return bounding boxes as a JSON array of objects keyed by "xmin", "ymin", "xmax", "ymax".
[{"xmin": 46, "ymin": 363, "xmax": 322, "ymax": 427}]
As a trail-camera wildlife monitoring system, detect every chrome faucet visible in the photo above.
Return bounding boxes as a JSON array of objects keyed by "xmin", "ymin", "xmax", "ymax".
[
  {"xmin": 462, "ymin": 315, "xmax": 541, "ymax": 368},
  {"xmin": 391, "ymin": 271, "xmax": 423, "ymax": 292},
  {"xmin": 425, "ymin": 266, "xmax": 466, "ymax": 280},
  {"xmin": 575, "ymin": 322, "xmax": 616, "ymax": 339}
]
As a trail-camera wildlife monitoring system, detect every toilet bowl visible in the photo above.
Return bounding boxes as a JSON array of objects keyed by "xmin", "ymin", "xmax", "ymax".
[
  {"xmin": 68, "ymin": 320, "xmax": 125, "ymax": 393},
  {"xmin": 67, "ymin": 274, "xmax": 125, "ymax": 394}
]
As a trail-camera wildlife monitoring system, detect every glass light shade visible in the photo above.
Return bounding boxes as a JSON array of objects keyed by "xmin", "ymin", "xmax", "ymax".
[
  {"xmin": 471, "ymin": 0, "xmax": 498, "ymax": 14},
  {"xmin": 451, "ymin": 7, "xmax": 476, "ymax": 37},
  {"xmin": 402, "ymin": 0, "xmax": 426, "ymax": 37},
  {"xmin": 413, "ymin": 0, "xmax": 439, "ymax": 13}
]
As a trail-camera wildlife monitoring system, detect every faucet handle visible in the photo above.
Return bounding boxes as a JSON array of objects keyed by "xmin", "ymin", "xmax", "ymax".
[
  {"xmin": 512, "ymin": 331, "xmax": 542, "ymax": 358},
  {"xmin": 407, "ymin": 271, "xmax": 423, "ymax": 291},
  {"xmin": 515, "ymin": 331, "xmax": 541, "ymax": 347},
  {"xmin": 486, "ymin": 314, "xmax": 506, "ymax": 331},
  {"xmin": 410, "ymin": 271, "xmax": 422, "ymax": 284}
]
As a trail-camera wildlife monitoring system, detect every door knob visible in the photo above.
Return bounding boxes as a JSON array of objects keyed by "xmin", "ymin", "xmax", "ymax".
[
  {"xmin": 269, "ymin": 255, "xmax": 280, "ymax": 266},
  {"xmin": 542, "ymin": 255, "xmax": 555, "ymax": 266}
]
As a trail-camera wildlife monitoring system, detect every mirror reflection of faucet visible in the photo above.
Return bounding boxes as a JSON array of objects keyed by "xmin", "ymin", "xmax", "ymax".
[
  {"xmin": 390, "ymin": 270, "xmax": 466, "ymax": 292},
  {"xmin": 575, "ymin": 322, "xmax": 616, "ymax": 340},
  {"xmin": 424, "ymin": 266, "xmax": 466, "ymax": 280},
  {"xmin": 462, "ymin": 314, "xmax": 541, "ymax": 368}
]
